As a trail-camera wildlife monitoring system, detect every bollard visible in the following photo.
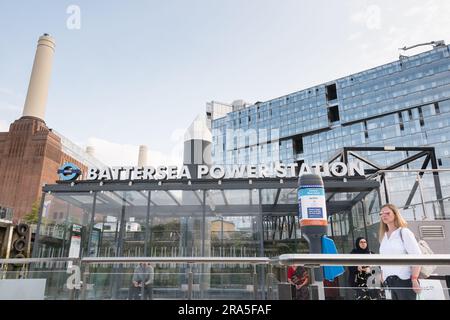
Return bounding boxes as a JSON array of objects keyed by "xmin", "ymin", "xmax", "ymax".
[{"xmin": 298, "ymin": 174, "xmax": 327, "ymax": 300}]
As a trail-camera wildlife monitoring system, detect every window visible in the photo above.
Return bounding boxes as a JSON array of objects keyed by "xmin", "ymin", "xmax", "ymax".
[
  {"xmin": 326, "ymin": 83, "xmax": 338, "ymax": 101},
  {"xmin": 435, "ymin": 102, "xmax": 441, "ymax": 114},
  {"xmin": 418, "ymin": 107, "xmax": 425, "ymax": 126},
  {"xmin": 398, "ymin": 112, "xmax": 404, "ymax": 131},
  {"xmin": 328, "ymin": 106, "xmax": 340, "ymax": 123},
  {"xmin": 364, "ymin": 121, "xmax": 369, "ymax": 139},
  {"xmin": 293, "ymin": 136, "xmax": 303, "ymax": 155}
]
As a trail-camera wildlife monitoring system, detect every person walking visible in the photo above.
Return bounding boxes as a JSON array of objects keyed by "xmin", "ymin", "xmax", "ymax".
[{"xmin": 379, "ymin": 203, "xmax": 422, "ymax": 300}]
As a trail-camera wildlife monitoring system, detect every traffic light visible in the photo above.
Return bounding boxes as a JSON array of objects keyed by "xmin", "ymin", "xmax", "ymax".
[{"xmin": 10, "ymin": 223, "xmax": 32, "ymax": 264}]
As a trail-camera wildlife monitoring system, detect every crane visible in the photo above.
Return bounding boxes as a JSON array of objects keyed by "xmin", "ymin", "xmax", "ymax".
[
  {"xmin": 398, "ymin": 40, "xmax": 446, "ymax": 59},
  {"xmin": 399, "ymin": 40, "xmax": 446, "ymax": 51}
]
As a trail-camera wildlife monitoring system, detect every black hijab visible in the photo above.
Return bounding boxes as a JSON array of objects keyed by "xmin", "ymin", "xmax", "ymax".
[
  {"xmin": 350, "ymin": 237, "xmax": 370, "ymax": 254},
  {"xmin": 348, "ymin": 237, "xmax": 371, "ymax": 284}
]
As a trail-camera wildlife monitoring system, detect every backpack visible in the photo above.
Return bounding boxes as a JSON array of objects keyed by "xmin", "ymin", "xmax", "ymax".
[{"xmin": 399, "ymin": 228, "xmax": 436, "ymax": 278}]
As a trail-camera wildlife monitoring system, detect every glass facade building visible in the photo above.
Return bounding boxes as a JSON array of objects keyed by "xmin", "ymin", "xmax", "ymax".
[{"xmin": 211, "ymin": 45, "xmax": 450, "ymax": 213}]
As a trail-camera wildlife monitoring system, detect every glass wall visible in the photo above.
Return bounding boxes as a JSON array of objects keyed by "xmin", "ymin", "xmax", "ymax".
[
  {"xmin": 34, "ymin": 182, "xmax": 381, "ymax": 300},
  {"xmin": 32, "ymin": 191, "xmax": 95, "ymax": 299},
  {"xmin": 34, "ymin": 192, "xmax": 95, "ymax": 259}
]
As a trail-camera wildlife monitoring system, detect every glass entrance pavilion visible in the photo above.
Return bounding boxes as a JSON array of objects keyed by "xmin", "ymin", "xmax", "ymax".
[
  {"xmin": 31, "ymin": 176, "xmax": 380, "ymax": 299},
  {"xmin": 33, "ymin": 177, "xmax": 380, "ymax": 261}
]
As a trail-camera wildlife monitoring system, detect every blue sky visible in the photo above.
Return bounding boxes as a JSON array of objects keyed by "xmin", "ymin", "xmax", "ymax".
[{"xmin": 1, "ymin": 0, "xmax": 449, "ymax": 166}]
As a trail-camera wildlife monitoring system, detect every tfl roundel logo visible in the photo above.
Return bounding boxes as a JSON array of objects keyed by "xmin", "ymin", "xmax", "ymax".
[{"xmin": 57, "ymin": 163, "xmax": 81, "ymax": 181}]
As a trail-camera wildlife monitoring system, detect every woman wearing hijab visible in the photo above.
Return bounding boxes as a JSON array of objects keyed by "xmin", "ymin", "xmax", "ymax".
[{"xmin": 348, "ymin": 237, "xmax": 373, "ymax": 300}]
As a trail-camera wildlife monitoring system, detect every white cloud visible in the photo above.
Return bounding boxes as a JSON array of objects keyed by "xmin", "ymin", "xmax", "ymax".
[
  {"xmin": 350, "ymin": 5, "xmax": 382, "ymax": 30},
  {"xmin": 346, "ymin": 1, "xmax": 450, "ymax": 71},
  {"xmin": 85, "ymin": 135, "xmax": 184, "ymax": 167},
  {"xmin": 348, "ymin": 31, "xmax": 363, "ymax": 41},
  {"xmin": 365, "ymin": 5, "xmax": 382, "ymax": 30},
  {"xmin": 403, "ymin": 6, "xmax": 422, "ymax": 17},
  {"xmin": 350, "ymin": 11, "xmax": 365, "ymax": 24}
]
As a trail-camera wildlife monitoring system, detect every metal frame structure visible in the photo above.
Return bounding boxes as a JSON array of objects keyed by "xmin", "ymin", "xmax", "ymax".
[
  {"xmin": 328, "ymin": 146, "xmax": 445, "ymax": 216},
  {"xmin": 39, "ymin": 177, "xmax": 379, "ymax": 245},
  {"xmin": 42, "ymin": 177, "xmax": 379, "ymax": 215}
]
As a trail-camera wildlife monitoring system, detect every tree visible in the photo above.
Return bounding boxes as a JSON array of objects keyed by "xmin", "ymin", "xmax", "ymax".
[{"xmin": 23, "ymin": 200, "xmax": 40, "ymax": 224}]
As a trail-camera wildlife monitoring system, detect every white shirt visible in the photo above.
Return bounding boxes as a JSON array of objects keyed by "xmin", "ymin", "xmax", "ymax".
[{"xmin": 379, "ymin": 227, "xmax": 422, "ymax": 280}]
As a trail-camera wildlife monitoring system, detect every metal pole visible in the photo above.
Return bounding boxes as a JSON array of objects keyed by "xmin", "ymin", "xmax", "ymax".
[
  {"xmin": 187, "ymin": 264, "xmax": 193, "ymax": 300},
  {"xmin": 86, "ymin": 192, "xmax": 97, "ymax": 257},
  {"xmin": 31, "ymin": 195, "xmax": 47, "ymax": 258},
  {"xmin": 265, "ymin": 264, "xmax": 273, "ymax": 300},
  {"xmin": 80, "ymin": 262, "xmax": 89, "ymax": 300},
  {"xmin": 144, "ymin": 191, "xmax": 152, "ymax": 257},
  {"xmin": 253, "ymin": 264, "xmax": 258, "ymax": 300},
  {"xmin": 383, "ymin": 173, "xmax": 391, "ymax": 204},
  {"xmin": 417, "ymin": 173, "xmax": 428, "ymax": 220},
  {"xmin": 61, "ymin": 203, "xmax": 71, "ymax": 257},
  {"xmin": 257, "ymin": 189, "xmax": 265, "ymax": 299},
  {"xmin": 201, "ymin": 191, "xmax": 206, "ymax": 299},
  {"xmin": 361, "ymin": 201, "xmax": 369, "ymax": 246},
  {"xmin": 432, "ymin": 202, "xmax": 437, "ymax": 220},
  {"xmin": 429, "ymin": 150, "xmax": 445, "ymax": 218},
  {"xmin": 220, "ymin": 216, "xmax": 223, "ymax": 256}
]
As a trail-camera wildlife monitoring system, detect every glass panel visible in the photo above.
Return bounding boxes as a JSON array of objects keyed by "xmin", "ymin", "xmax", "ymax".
[
  {"xmin": 260, "ymin": 188, "xmax": 296, "ymax": 205},
  {"xmin": 93, "ymin": 191, "xmax": 126, "ymax": 258},
  {"xmin": 203, "ymin": 189, "xmax": 264, "ymax": 299},
  {"xmin": 151, "ymin": 191, "xmax": 178, "ymax": 205},
  {"xmin": 35, "ymin": 192, "xmax": 95, "ymax": 259},
  {"xmin": 121, "ymin": 191, "xmax": 148, "ymax": 257}
]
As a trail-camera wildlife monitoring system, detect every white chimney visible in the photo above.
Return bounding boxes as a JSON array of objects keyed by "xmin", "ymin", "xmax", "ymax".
[
  {"xmin": 138, "ymin": 145, "xmax": 148, "ymax": 167},
  {"xmin": 22, "ymin": 34, "xmax": 56, "ymax": 121},
  {"xmin": 86, "ymin": 146, "xmax": 95, "ymax": 157}
]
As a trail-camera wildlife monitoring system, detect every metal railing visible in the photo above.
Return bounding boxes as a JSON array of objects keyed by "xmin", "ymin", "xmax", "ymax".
[
  {"xmin": 1, "ymin": 255, "xmax": 450, "ymax": 300},
  {"xmin": 367, "ymin": 168, "xmax": 450, "ymax": 220},
  {"xmin": 274, "ymin": 254, "xmax": 450, "ymax": 266},
  {"xmin": 79, "ymin": 256, "xmax": 270, "ymax": 300}
]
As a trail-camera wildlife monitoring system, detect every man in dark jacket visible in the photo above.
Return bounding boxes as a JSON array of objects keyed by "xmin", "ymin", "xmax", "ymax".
[{"xmin": 129, "ymin": 263, "xmax": 154, "ymax": 300}]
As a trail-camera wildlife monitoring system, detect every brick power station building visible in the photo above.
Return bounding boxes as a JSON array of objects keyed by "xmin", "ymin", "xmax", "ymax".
[{"xmin": 0, "ymin": 34, "xmax": 102, "ymax": 223}]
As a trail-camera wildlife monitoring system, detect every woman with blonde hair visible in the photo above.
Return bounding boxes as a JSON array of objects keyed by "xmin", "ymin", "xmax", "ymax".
[{"xmin": 379, "ymin": 203, "xmax": 422, "ymax": 300}]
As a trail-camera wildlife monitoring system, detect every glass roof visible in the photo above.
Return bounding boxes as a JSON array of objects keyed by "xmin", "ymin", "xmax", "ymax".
[{"xmin": 50, "ymin": 186, "xmax": 373, "ymax": 217}]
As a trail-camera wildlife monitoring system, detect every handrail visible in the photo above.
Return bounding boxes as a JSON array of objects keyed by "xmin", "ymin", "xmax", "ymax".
[
  {"xmin": 377, "ymin": 169, "xmax": 450, "ymax": 173},
  {"xmin": 365, "ymin": 196, "xmax": 450, "ymax": 215},
  {"xmin": 2, "ymin": 255, "xmax": 450, "ymax": 266},
  {"xmin": 0, "ymin": 257, "xmax": 79, "ymax": 265},
  {"xmin": 81, "ymin": 257, "xmax": 270, "ymax": 264},
  {"xmin": 274, "ymin": 254, "xmax": 450, "ymax": 266}
]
